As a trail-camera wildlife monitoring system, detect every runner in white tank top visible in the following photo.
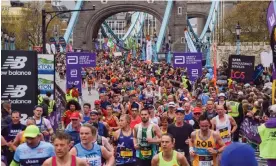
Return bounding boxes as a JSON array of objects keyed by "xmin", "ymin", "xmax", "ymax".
[{"xmin": 211, "ymin": 105, "xmax": 238, "ymax": 145}]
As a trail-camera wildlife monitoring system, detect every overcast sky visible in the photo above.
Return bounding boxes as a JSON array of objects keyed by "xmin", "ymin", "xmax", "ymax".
[{"xmin": 61, "ymin": 1, "xmax": 75, "ymax": 9}]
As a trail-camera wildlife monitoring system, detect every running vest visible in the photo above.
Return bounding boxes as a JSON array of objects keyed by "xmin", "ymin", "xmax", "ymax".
[
  {"xmin": 158, "ymin": 150, "xmax": 179, "ymax": 166},
  {"xmin": 74, "ymin": 143, "xmax": 102, "ymax": 166},
  {"xmin": 193, "ymin": 130, "xmax": 217, "ymax": 166},
  {"xmin": 258, "ymin": 124, "xmax": 276, "ymax": 159},
  {"xmin": 48, "ymin": 100, "xmax": 55, "ymax": 115},
  {"xmin": 6, "ymin": 124, "xmax": 24, "ymax": 142},
  {"xmin": 52, "ymin": 155, "xmax": 76, "ymax": 166},
  {"xmin": 112, "ymin": 103, "xmax": 121, "ymax": 117},
  {"xmin": 228, "ymin": 101, "xmax": 239, "ymax": 117},
  {"xmin": 215, "ymin": 114, "xmax": 232, "ymax": 144},
  {"xmin": 97, "ymin": 122, "xmax": 105, "ymax": 137},
  {"xmin": 66, "ymin": 130, "xmax": 80, "ymax": 145},
  {"xmin": 116, "ymin": 131, "xmax": 136, "ymax": 165},
  {"xmin": 136, "ymin": 123, "xmax": 157, "ymax": 160},
  {"xmin": 35, "ymin": 117, "xmax": 50, "ymax": 141},
  {"xmin": 14, "ymin": 141, "xmax": 55, "ymax": 166}
]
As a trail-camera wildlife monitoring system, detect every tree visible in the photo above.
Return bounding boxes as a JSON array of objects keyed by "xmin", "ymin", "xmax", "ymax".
[
  {"xmin": 1, "ymin": 1, "xmax": 66, "ymax": 50},
  {"xmin": 219, "ymin": 1, "xmax": 269, "ymax": 43}
]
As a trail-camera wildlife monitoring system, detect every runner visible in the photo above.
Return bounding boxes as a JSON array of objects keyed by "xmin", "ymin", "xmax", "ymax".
[
  {"xmin": 112, "ymin": 95, "xmax": 124, "ymax": 117},
  {"xmin": 190, "ymin": 115, "xmax": 225, "ymax": 166},
  {"xmin": 89, "ymin": 110, "xmax": 109, "ymax": 137},
  {"xmin": 151, "ymin": 134, "xmax": 190, "ymax": 166},
  {"xmin": 10, "ymin": 125, "xmax": 55, "ymax": 166},
  {"xmin": 133, "ymin": 108, "xmax": 162, "ymax": 166},
  {"xmin": 211, "ymin": 105, "xmax": 237, "ymax": 145},
  {"xmin": 81, "ymin": 67, "xmax": 87, "ymax": 88},
  {"xmin": 42, "ymin": 132, "xmax": 87, "ymax": 166},
  {"xmin": 82, "ymin": 103, "xmax": 91, "ymax": 123},
  {"xmin": 32, "ymin": 105, "xmax": 53, "ymax": 142},
  {"xmin": 69, "ymin": 124, "xmax": 115, "ymax": 166},
  {"xmin": 113, "ymin": 114, "xmax": 136, "ymax": 166},
  {"xmin": 167, "ymin": 107, "xmax": 194, "ymax": 165},
  {"xmin": 104, "ymin": 105, "xmax": 119, "ymax": 135},
  {"xmin": 65, "ymin": 112, "xmax": 82, "ymax": 145},
  {"xmin": 87, "ymin": 71, "xmax": 94, "ymax": 95}
]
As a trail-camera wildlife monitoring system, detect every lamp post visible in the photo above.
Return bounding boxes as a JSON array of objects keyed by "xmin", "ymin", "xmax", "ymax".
[
  {"xmin": 236, "ymin": 22, "xmax": 241, "ymax": 55},
  {"xmin": 205, "ymin": 27, "xmax": 211, "ymax": 68},
  {"xmin": 42, "ymin": 6, "xmax": 96, "ymax": 53}
]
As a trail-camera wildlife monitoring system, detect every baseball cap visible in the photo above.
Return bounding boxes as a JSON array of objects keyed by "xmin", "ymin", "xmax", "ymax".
[
  {"xmin": 218, "ymin": 93, "xmax": 226, "ymax": 98},
  {"xmin": 90, "ymin": 110, "xmax": 99, "ymax": 115},
  {"xmin": 23, "ymin": 125, "xmax": 40, "ymax": 138},
  {"xmin": 94, "ymin": 100, "xmax": 101, "ymax": 105},
  {"xmin": 70, "ymin": 112, "xmax": 80, "ymax": 119},
  {"xmin": 175, "ymin": 107, "xmax": 184, "ymax": 113},
  {"xmin": 220, "ymin": 143, "xmax": 257, "ymax": 166},
  {"xmin": 193, "ymin": 107, "xmax": 202, "ymax": 114},
  {"xmin": 168, "ymin": 102, "xmax": 175, "ymax": 108}
]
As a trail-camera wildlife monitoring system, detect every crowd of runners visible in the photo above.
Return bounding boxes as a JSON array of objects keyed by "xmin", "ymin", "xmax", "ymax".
[{"xmin": 1, "ymin": 50, "xmax": 276, "ymax": 166}]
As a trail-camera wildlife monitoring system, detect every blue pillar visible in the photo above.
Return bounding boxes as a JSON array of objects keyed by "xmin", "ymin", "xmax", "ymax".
[
  {"xmin": 152, "ymin": 42, "xmax": 158, "ymax": 63},
  {"xmin": 141, "ymin": 43, "xmax": 146, "ymax": 61}
]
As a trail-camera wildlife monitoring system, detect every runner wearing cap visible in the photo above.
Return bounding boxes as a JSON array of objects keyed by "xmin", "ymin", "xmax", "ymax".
[
  {"xmin": 10, "ymin": 125, "xmax": 55, "ymax": 166},
  {"xmin": 42, "ymin": 132, "xmax": 87, "ymax": 166},
  {"xmin": 162, "ymin": 102, "xmax": 176, "ymax": 124},
  {"xmin": 89, "ymin": 110, "xmax": 109, "ymax": 137},
  {"xmin": 151, "ymin": 134, "xmax": 190, "ymax": 166},
  {"xmin": 191, "ymin": 107, "xmax": 202, "ymax": 129},
  {"xmin": 167, "ymin": 107, "xmax": 194, "ymax": 165},
  {"xmin": 65, "ymin": 112, "xmax": 82, "ymax": 145},
  {"xmin": 216, "ymin": 93, "xmax": 231, "ymax": 113}
]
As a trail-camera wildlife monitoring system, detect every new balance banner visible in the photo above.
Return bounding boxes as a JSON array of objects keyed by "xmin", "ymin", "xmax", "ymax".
[
  {"xmin": 228, "ymin": 55, "xmax": 255, "ymax": 82},
  {"xmin": 1, "ymin": 50, "xmax": 38, "ymax": 121},
  {"xmin": 66, "ymin": 53, "xmax": 96, "ymax": 93},
  {"xmin": 173, "ymin": 52, "xmax": 203, "ymax": 82},
  {"xmin": 38, "ymin": 54, "xmax": 55, "ymax": 99}
]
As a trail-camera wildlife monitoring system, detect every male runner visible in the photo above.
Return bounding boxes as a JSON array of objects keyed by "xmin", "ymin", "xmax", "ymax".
[
  {"xmin": 151, "ymin": 134, "xmax": 190, "ymax": 166},
  {"xmin": 42, "ymin": 132, "xmax": 87, "ymax": 166},
  {"xmin": 133, "ymin": 108, "xmax": 162, "ymax": 166},
  {"xmin": 70, "ymin": 124, "xmax": 114, "ymax": 166},
  {"xmin": 211, "ymin": 105, "xmax": 237, "ymax": 145},
  {"xmin": 113, "ymin": 114, "xmax": 136, "ymax": 166},
  {"xmin": 167, "ymin": 107, "xmax": 193, "ymax": 164},
  {"xmin": 190, "ymin": 115, "xmax": 225, "ymax": 166},
  {"xmin": 10, "ymin": 125, "xmax": 55, "ymax": 166}
]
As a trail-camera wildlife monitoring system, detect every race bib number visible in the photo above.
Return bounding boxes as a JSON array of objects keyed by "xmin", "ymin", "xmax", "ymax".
[
  {"xmin": 219, "ymin": 127, "xmax": 229, "ymax": 138},
  {"xmin": 141, "ymin": 149, "xmax": 152, "ymax": 156},
  {"xmin": 120, "ymin": 151, "xmax": 133, "ymax": 157},
  {"xmin": 199, "ymin": 156, "xmax": 213, "ymax": 166}
]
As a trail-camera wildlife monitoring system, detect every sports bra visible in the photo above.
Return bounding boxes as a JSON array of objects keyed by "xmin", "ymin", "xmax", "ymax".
[{"xmin": 52, "ymin": 155, "xmax": 76, "ymax": 166}]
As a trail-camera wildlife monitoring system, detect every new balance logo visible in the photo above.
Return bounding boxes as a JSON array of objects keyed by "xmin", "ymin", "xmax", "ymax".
[
  {"xmin": 2, "ymin": 56, "xmax": 27, "ymax": 69},
  {"xmin": 2, "ymin": 85, "xmax": 27, "ymax": 98}
]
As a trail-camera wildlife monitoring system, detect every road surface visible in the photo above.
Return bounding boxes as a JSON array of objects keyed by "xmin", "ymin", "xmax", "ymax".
[{"xmin": 55, "ymin": 73, "xmax": 99, "ymax": 108}]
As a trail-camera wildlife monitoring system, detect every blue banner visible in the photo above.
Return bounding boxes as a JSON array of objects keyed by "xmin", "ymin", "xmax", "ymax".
[
  {"xmin": 173, "ymin": 52, "xmax": 203, "ymax": 82},
  {"xmin": 66, "ymin": 53, "xmax": 96, "ymax": 93}
]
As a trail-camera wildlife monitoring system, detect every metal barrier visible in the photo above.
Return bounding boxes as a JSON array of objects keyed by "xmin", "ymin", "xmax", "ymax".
[{"xmin": 53, "ymin": 82, "xmax": 66, "ymax": 130}]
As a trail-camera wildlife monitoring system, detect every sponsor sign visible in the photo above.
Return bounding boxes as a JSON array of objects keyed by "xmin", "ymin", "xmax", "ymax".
[
  {"xmin": 240, "ymin": 117, "xmax": 261, "ymax": 145},
  {"xmin": 228, "ymin": 55, "xmax": 255, "ymax": 82},
  {"xmin": 1, "ymin": 50, "xmax": 38, "ymax": 122},
  {"xmin": 38, "ymin": 54, "xmax": 55, "ymax": 99},
  {"xmin": 267, "ymin": 1, "xmax": 276, "ymax": 36},
  {"xmin": 66, "ymin": 53, "xmax": 96, "ymax": 93},
  {"xmin": 173, "ymin": 52, "xmax": 203, "ymax": 82}
]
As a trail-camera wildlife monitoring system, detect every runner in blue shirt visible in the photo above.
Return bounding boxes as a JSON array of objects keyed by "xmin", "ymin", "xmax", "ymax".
[
  {"xmin": 10, "ymin": 125, "xmax": 55, "ymax": 166},
  {"xmin": 69, "ymin": 124, "xmax": 114, "ymax": 166}
]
